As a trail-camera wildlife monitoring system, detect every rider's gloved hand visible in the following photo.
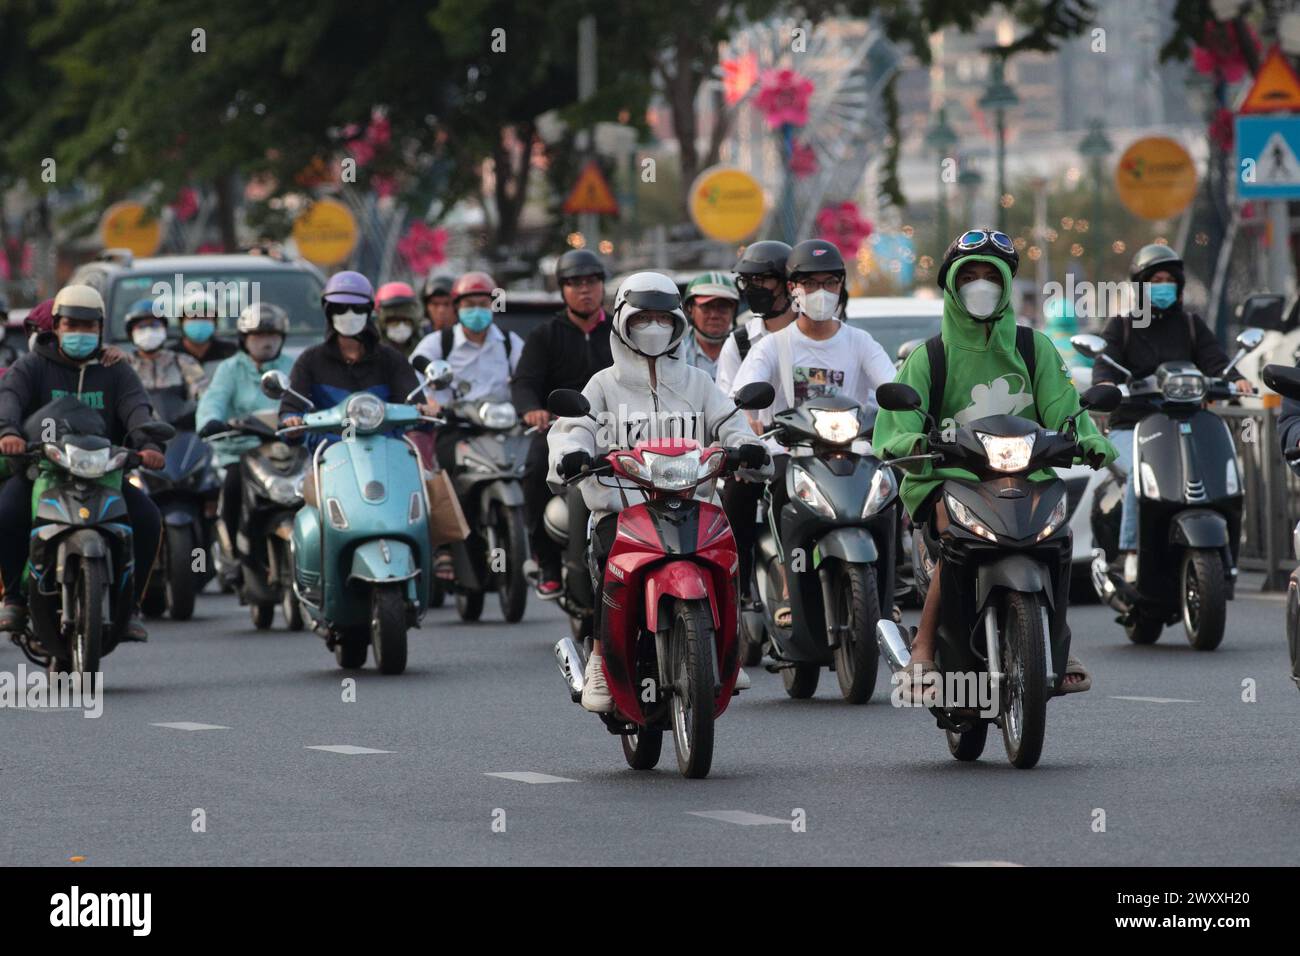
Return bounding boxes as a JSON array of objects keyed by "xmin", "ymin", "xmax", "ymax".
[
  {"xmin": 1077, "ymin": 434, "xmax": 1117, "ymax": 470},
  {"xmin": 733, "ymin": 443, "xmax": 769, "ymax": 469},
  {"xmin": 558, "ymin": 449, "xmax": 595, "ymax": 480}
]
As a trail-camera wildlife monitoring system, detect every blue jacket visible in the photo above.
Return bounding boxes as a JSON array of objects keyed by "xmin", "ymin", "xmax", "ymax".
[{"xmin": 197, "ymin": 350, "xmax": 295, "ymax": 464}]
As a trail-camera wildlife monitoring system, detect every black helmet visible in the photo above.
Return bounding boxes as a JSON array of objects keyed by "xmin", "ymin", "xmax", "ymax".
[
  {"xmin": 237, "ymin": 302, "xmax": 290, "ymax": 337},
  {"xmin": 421, "ymin": 272, "xmax": 455, "ymax": 304},
  {"xmin": 734, "ymin": 240, "xmax": 791, "ymax": 279},
  {"xmin": 123, "ymin": 297, "xmax": 167, "ymax": 334},
  {"xmin": 1129, "ymin": 243, "xmax": 1184, "ymax": 286},
  {"xmin": 787, "ymin": 238, "xmax": 846, "ymax": 279},
  {"xmin": 936, "ymin": 227, "xmax": 1019, "ymax": 290},
  {"xmin": 555, "ymin": 248, "xmax": 606, "ymax": 283}
]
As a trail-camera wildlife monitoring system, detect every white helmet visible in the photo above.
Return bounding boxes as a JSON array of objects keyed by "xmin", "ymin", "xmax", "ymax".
[{"xmin": 611, "ymin": 271, "xmax": 688, "ymax": 357}]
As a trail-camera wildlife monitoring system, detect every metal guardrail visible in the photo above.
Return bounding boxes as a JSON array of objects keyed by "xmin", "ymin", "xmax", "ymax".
[{"xmin": 1221, "ymin": 405, "xmax": 1294, "ymax": 591}]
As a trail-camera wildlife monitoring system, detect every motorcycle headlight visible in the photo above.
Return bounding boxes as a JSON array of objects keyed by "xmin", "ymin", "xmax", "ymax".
[
  {"xmin": 1036, "ymin": 495, "xmax": 1069, "ymax": 542},
  {"xmin": 811, "ymin": 409, "xmax": 860, "ymax": 444},
  {"xmin": 792, "ymin": 465, "xmax": 835, "ymax": 518},
  {"xmin": 1139, "ymin": 461, "xmax": 1159, "ymax": 499},
  {"xmin": 268, "ymin": 476, "xmax": 301, "ymax": 505},
  {"xmin": 861, "ymin": 466, "xmax": 895, "ymax": 517},
  {"xmin": 48, "ymin": 444, "xmax": 115, "ymax": 478},
  {"xmin": 945, "ymin": 492, "xmax": 997, "ymax": 542},
  {"xmin": 976, "ymin": 432, "xmax": 1035, "ymax": 473},
  {"xmin": 1162, "ymin": 372, "xmax": 1206, "ymax": 402},
  {"xmin": 1224, "ymin": 458, "xmax": 1239, "ymax": 496},
  {"xmin": 479, "ymin": 401, "xmax": 518, "ymax": 430},
  {"xmin": 632, "ymin": 449, "xmax": 721, "ymax": 491},
  {"xmin": 344, "ymin": 393, "xmax": 387, "ymax": 433}
]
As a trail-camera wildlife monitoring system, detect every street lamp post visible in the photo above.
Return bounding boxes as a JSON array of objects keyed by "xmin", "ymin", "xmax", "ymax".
[
  {"xmin": 958, "ymin": 163, "xmax": 984, "ymax": 228},
  {"xmin": 979, "ymin": 56, "xmax": 1019, "ymax": 233},
  {"xmin": 927, "ymin": 107, "xmax": 959, "ymax": 246},
  {"xmin": 1078, "ymin": 117, "xmax": 1113, "ymax": 282}
]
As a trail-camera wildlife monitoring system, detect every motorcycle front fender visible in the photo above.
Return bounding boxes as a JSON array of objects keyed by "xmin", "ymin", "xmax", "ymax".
[
  {"xmin": 974, "ymin": 553, "xmax": 1052, "ymax": 613},
  {"xmin": 1169, "ymin": 508, "xmax": 1229, "ymax": 548},
  {"xmin": 347, "ymin": 538, "xmax": 419, "ymax": 584},
  {"xmin": 644, "ymin": 560, "xmax": 716, "ymax": 632},
  {"xmin": 480, "ymin": 478, "xmax": 525, "ymax": 511},
  {"xmin": 813, "ymin": 526, "xmax": 878, "ymax": 566}
]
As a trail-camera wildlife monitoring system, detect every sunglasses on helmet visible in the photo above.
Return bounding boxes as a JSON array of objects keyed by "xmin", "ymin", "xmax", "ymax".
[{"xmin": 956, "ymin": 229, "xmax": 1015, "ymax": 255}]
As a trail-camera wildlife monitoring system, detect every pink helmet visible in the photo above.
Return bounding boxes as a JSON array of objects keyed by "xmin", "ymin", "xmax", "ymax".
[{"xmin": 24, "ymin": 298, "xmax": 55, "ymax": 334}]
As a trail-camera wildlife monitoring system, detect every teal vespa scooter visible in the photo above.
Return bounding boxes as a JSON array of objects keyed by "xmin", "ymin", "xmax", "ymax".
[{"xmin": 259, "ymin": 363, "xmax": 451, "ymax": 674}]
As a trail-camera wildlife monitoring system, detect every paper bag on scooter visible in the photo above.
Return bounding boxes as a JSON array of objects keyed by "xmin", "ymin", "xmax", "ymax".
[{"xmin": 426, "ymin": 470, "xmax": 470, "ymax": 546}]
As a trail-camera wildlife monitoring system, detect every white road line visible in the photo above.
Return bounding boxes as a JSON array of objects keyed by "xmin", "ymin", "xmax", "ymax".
[
  {"xmin": 305, "ymin": 744, "xmax": 393, "ymax": 755},
  {"xmin": 687, "ymin": 810, "xmax": 789, "ymax": 826},
  {"xmin": 945, "ymin": 861, "xmax": 1024, "ymax": 867},
  {"xmin": 1110, "ymin": 696, "xmax": 1199, "ymax": 704},
  {"xmin": 484, "ymin": 771, "xmax": 577, "ymax": 784},
  {"xmin": 151, "ymin": 721, "xmax": 231, "ymax": 731}
]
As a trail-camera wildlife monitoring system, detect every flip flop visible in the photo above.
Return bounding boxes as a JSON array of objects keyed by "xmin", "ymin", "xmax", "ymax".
[
  {"xmin": 896, "ymin": 659, "xmax": 939, "ymax": 706},
  {"xmin": 774, "ymin": 604, "xmax": 793, "ymax": 629},
  {"xmin": 1059, "ymin": 655, "xmax": 1092, "ymax": 694},
  {"xmin": 433, "ymin": 550, "xmax": 456, "ymax": 582}
]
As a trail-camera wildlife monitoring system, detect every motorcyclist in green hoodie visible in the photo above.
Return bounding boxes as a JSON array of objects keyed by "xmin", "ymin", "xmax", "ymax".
[{"xmin": 874, "ymin": 229, "xmax": 1117, "ymax": 696}]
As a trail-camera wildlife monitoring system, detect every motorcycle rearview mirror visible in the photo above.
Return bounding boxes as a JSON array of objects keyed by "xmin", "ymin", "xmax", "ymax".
[
  {"xmin": 1235, "ymin": 327, "xmax": 1265, "ymax": 352},
  {"xmin": 198, "ymin": 419, "xmax": 227, "ymax": 439},
  {"xmin": 1069, "ymin": 333, "xmax": 1106, "ymax": 359},
  {"xmin": 875, "ymin": 382, "xmax": 922, "ymax": 412},
  {"xmin": 734, "ymin": 382, "xmax": 775, "ymax": 411},
  {"xmin": 261, "ymin": 369, "xmax": 315, "ymax": 410},
  {"xmin": 132, "ymin": 420, "xmax": 176, "ymax": 444},
  {"xmin": 1235, "ymin": 293, "xmax": 1285, "ymax": 330},
  {"xmin": 547, "ymin": 388, "xmax": 592, "ymax": 420},
  {"xmin": 1262, "ymin": 363, "xmax": 1300, "ymax": 401},
  {"xmin": 1078, "ymin": 383, "xmax": 1122, "ymax": 414}
]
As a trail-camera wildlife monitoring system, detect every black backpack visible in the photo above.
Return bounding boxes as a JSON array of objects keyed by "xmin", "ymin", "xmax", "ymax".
[
  {"xmin": 731, "ymin": 326, "xmax": 752, "ymax": 361},
  {"xmin": 440, "ymin": 326, "xmax": 513, "ymax": 362},
  {"xmin": 924, "ymin": 324, "xmax": 1038, "ymax": 426}
]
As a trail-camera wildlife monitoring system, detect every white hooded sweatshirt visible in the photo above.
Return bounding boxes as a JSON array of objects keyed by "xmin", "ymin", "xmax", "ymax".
[{"xmin": 547, "ymin": 322, "xmax": 769, "ymax": 521}]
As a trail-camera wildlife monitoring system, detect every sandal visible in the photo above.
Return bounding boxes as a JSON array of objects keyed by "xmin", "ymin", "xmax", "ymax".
[
  {"xmin": 774, "ymin": 604, "xmax": 793, "ymax": 629},
  {"xmin": 433, "ymin": 549, "xmax": 455, "ymax": 583},
  {"xmin": 1059, "ymin": 654, "xmax": 1091, "ymax": 694},
  {"xmin": 896, "ymin": 659, "xmax": 939, "ymax": 705}
]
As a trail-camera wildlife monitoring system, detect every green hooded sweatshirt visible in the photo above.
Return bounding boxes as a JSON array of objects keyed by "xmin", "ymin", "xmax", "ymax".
[{"xmin": 874, "ymin": 254, "xmax": 1117, "ymax": 518}]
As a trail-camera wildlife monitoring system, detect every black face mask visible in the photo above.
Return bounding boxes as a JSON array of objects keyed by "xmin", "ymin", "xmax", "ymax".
[{"xmin": 742, "ymin": 282, "xmax": 786, "ymax": 319}]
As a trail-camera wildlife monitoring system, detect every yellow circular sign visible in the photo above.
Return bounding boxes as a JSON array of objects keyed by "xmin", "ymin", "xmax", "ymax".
[
  {"xmin": 1115, "ymin": 137, "xmax": 1198, "ymax": 221},
  {"xmin": 99, "ymin": 202, "xmax": 162, "ymax": 257},
  {"xmin": 292, "ymin": 197, "xmax": 358, "ymax": 266},
  {"xmin": 689, "ymin": 167, "xmax": 766, "ymax": 243}
]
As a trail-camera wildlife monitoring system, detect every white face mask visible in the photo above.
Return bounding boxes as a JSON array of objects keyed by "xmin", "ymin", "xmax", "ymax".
[
  {"xmin": 332, "ymin": 310, "xmax": 368, "ymax": 337},
  {"xmin": 958, "ymin": 279, "xmax": 1003, "ymax": 320},
  {"xmin": 800, "ymin": 288, "xmax": 840, "ymax": 322},
  {"xmin": 131, "ymin": 325, "xmax": 167, "ymax": 352},
  {"xmin": 385, "ymin": 323, "xmax": 414, "ymax": 344},
  {"xmin": 628, "ymin": 318, "xmax": 674, "ymax": 356}
]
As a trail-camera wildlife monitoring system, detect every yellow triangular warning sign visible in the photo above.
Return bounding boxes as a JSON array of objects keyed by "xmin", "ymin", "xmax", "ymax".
[
  {"xmin": 563, "ymin": 161, "xmax": 619, "ymax": 216},
  {"xmin": 1240, "ymin": 47, "xmax": 1300, "ymax": 114}
]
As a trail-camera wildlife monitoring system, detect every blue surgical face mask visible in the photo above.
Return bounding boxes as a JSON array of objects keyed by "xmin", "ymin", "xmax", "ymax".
[
  {"xmin": 60, "ymin": 332, "xmax": 99, "ymax": 359},
  {"xmin": 184, "ymin": 319, "xmax": 216, "ymax": 343},
  {"xmin": 1149, "ymin": 283, "xmax": 1178, "ymax": 310},
  {"xmin": 458, "ymin": 307, "xmax": 493, "ymax": 333}
]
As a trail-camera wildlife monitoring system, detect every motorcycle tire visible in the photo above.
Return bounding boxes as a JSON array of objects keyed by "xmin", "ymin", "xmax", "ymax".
[
  {"xmin": 621, "ymin": 727, "xmax": 664, "ymax": 771},
  {"xmin": 72, "ymin": 557, "xmax": 106, "ymax": 692},
  {"xmin": 456, "ymin": 588, "xmax": 484, "ymax": 623},
  {"xmin": 668, "ymin": 598, "xmax": 716, "ymax": 779},
  {"xmin": 429, "ymin": 579, "xmax": 446, "ymax": 608},
  {"xmin": 830, "ymin": 562, "xmax": 881, "ymax": 705},
  {"xmin": 140, "ymin": 588, "xmax": 167, "ymax": 619},
  {"xmin": 782, "ymin": 663, "xmax": 820, "ymax": 699},
  {"xmin": 1125, "ymin": 613, "xmax": 1163, "ymax": 645},
  {"xmin": 165, "ymin": 525, "xmax": 197, "ymax": 622},
  {"xmin": 495, "ymin": 504, "xmax": 529, "ymax": 623},
  {"xmin": 946, "ymin": 721, "xmax": 989, "ymax": 761},
  {"xmin": 250, "ymin": 602, "xmax": 275, "ymax": 630},
  {"xmin": 738, "ymin": 568, "xmax": 765, "ymax": 667},
  {"xmin": 1182, "ymin": 549, "xmax": 1226, "ymax": 652},
  {"xmin": 1000, "ymin": 591, "xmax": 1048, "ymax": 770},
  {"xmin": 335, "ymin": 628, "xmax": 368, "ymax": 669},
  {"xmin": 370, "ymin": 583, "xmax": 408, "ymax": 675},
  {"xmin": 277, "ymin": 544, "xmax": 303, "ymax": 631}
]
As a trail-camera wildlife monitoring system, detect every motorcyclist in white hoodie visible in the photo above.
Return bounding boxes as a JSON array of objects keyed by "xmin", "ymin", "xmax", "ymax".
[{"xmin": 548, "ymin": 272, "xmax": 772, "ymax": 713}]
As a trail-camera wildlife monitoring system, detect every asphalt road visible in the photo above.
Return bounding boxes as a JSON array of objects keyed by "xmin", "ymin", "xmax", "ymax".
[{"xmin": 4, "ymin": 577, "xmax": 1298, "ymax": 867}]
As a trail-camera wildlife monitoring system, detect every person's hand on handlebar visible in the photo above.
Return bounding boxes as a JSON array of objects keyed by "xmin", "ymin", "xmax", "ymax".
[
  {"xmin": 557, "ymin": 449, "xmax": 595, "ymax": 480},
  {"xmin": 282, "ymin": 416, "xmax": 305, "ymax": 429},
  {"xmin": 1234, "ymin": 378, "xmax": 1254, "ymax": 395},
  {"xmin": 418, "ymin": 401, "xmax": 440, "ymax": 417},
  {"xmin": 0, "ymin": 435, "xmax": 26, "ymax": 455},
  {"xmin": 139, "ymin": 449, "xmax": 165, "ymax": 470},
  {"xmin": 524, "ymin": 409, "xmax": 552, "ymax": 431}
]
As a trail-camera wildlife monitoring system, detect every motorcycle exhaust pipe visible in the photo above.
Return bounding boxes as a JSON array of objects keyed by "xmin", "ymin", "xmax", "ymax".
[
  {"xmin": 1089, "ymin": 549, "xmax": 1123, "ymax": 611},
  {"xmin": 554, "ymin": 637, "xmax": 587, "ymax": 702},
  {"xmin": 875, "ymin": 620, "xmax": 912, "ymax": 673}
]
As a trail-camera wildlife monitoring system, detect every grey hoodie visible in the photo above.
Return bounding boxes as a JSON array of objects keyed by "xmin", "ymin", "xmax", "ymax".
[{"xmin": 547, "ymin": 328, "xmax": 769, "ymax": 520}]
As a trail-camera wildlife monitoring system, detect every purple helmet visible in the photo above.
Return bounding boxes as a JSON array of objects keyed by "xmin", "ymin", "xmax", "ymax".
[{"xmin": 321, "ymin": 270, "xmax": 375, "ymax": 308}]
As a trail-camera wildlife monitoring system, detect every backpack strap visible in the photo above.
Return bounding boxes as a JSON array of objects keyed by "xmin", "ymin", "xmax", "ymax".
[
  {"xmin": 502, "ymin": 328, "xmax": 513, "ymax": 361},
  {"xmin": 1015, "ymin": 324, "xmax": 1039, "ymax": 422},
  {"xmin": 732, "ymin": 326, "xmax": 751, "ymax": 361},
  {"xmin": 925, "ymin": 334, "xmax": 946, "ymax": 425},
  {"xmin": 440, "ymin": 326, "xmax": 454, "ymax": 359}
]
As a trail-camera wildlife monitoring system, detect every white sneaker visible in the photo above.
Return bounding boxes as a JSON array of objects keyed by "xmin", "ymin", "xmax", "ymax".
[
  {"xmin": 1123, "ymin": 552, "xmax": 1138, "ymax": 584},
  {"xmin": 734, "ymin": 667, "xmax": 752, "ymax": 691},
  {"xmin": 581, "ymin": 653, "xmax": 614, "ymax": 713}
]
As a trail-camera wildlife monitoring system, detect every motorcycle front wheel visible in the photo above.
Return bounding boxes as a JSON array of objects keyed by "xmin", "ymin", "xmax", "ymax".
[
  {"xmin": 494, "ymin": 503, "xmax": 529, "ymax": 623},
  {"xmin": 277, "ymin": 543, "xmax": 303, "ymax": 631},
  {"xmin": 1182, "ymin": 549, "xmax": 1226, "ymax": 651},
  {"xmin": 1000, "ymin": 591, "xmax": 1048, "ymax": 770},
  {"xmin": 668, "ymin": 598, "xmax": 716, "ymax": 779},
  {"xmin": 946, "ymin": 721, "xmax": 989, "ymax": 761},
  {"xmin": 621, "ymin": 727, "xmax": 663, "ymax": 770},
  {"xmin": 370, "ymin": 583, "xmax": 409, "ymax": 675},
  {"xmin": 830, "ymin": 562, "xmax": 881, "ymax": 704},
  {"xmin": 71, "ymin": 558, "xmax": 106, "ymax": 692},
  {"xmin": 165, "ymin": 525, "xmax": 197, "ymax": 621}
]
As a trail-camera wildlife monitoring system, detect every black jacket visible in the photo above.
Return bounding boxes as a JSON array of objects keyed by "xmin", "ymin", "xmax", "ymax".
[
  {"xmin": 180, "ymin": 336, "xmax": 238, "ymax": 366},
  {"xmin": 278, "ymin": 325, "xmax": 421, "ymax": 420},
  {"xmin": 510, "ymin": 310, "xmax": 613, "ymax": 414},
  {"xmin": 1092, "ymin": 308, "xmax": 1232, "ymax": 430},
  {"xmin": 0, "ymin": 331, "xmax": 160, "ymax": 449}
]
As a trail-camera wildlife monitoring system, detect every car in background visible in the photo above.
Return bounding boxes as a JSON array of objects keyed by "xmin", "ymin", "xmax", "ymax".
[
  {"xmin": 844, "ymin": 296, "xmax": 943, "ymax": 365},
  {"xmin": 70, "ymin": 250, "xmax": 326, "ymax": 359}
]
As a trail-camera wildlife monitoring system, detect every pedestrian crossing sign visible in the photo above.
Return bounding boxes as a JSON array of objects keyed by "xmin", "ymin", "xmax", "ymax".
[{"xmin": 1236, "ymin": 114, "xmax": 1300, "ymax": 199}]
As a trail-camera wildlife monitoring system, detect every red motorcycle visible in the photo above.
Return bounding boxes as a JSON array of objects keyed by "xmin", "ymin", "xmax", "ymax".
[{"xmin": 549, "ymin": 384, "xmax": 773, "ymax": 779}]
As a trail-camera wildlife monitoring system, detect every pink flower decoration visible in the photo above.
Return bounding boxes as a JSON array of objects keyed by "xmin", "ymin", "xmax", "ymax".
[
  {"xmin": 0, "ymin": 239, "xmax": 34, "ymax": 279},
  {"xmin": 366, "ymin": 110, "xmax": 391, "ymax": 147},
  {"xmin": 755, "ymin": 68, "xmax": 815, "ymax": 129},
  {"xmin": 372, "ymin": 173, "xmax": 398, "ymax": 199},
  {"xmin": 169, "ymin": 187, "xmax": 199, "ymax": 223},
  {"xmin": 398, "ymin": 221, "xmax": 448, "ymax": 275},
  {"xmin": 1208, "ymin": 107, "xmax": 1235, "ymax": 153},
  {"xmin": 814, "ymin": 202, "xmax": 873, "ymax": 260},
  {"xmin": 789, "ymin": 139, "xmax": 818, "ymax": 179},
  {"xmin": 346, "ymin": 136, "xmax": 376, "ymax": 169},
  {"xmin": 1192, "ymin": 20, "xmax": 1258, "ymax": 84}
]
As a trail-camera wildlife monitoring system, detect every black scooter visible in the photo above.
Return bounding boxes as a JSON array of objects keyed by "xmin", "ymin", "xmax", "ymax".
[
  {"xmin": 1260, "ymin": 363, "xmax": 1300, "ymax": 692},
  {"xmin": 200, "ymin": 411, "xmax": 308, "ymax": 630},
  {"xmin": 754, "ymin": 394, "xmax": 900, "ymax": 704},
  {"xmin": 874, "ymin": 380, "xmax": 1121, "ymax": 768},
  {"xmin": 136, "ymin": 386, "xmax": 220, "ymax": 621},
  {"xmin": 1072, "ymin": 329, "xmax": 1261, "ymax": 650},
  {"xmin": 8, "ymin": 398, "xmax": 174, "ymax": 684}
]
